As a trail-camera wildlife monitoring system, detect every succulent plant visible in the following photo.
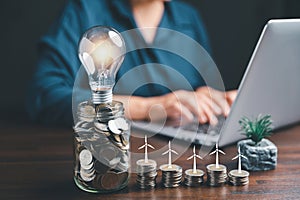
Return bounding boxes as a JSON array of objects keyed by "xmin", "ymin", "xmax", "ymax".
[{"xmin": 239, "ymin": 114, "xmax": 273, "ymax": 145}]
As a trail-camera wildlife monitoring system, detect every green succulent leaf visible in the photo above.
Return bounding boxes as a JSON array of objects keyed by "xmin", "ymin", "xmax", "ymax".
[{"xmin": 239, "ymin": 114, "xmax": 273, "ymax": 145}]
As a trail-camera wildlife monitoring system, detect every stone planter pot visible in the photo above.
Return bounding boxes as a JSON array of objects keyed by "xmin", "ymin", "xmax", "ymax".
[{"xmin": 237, "ymin": 139, "xmax": 277, "ymax": 171}]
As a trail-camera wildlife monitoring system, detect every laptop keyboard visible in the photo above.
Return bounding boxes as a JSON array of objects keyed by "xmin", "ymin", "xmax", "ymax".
[{"xmin": 182, "ymin": 116, "xmax": 226, "ymax": 135}]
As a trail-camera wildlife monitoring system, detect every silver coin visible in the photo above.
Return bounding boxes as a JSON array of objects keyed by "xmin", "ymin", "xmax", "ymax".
[
  {"xmin": 163, "ymin": 183, "xmax": 181, "ymax": 188},
  {"xmin": 74, "ymin": 127, "xmax": 91, "ymax": 133},
  {"xmin": 136, "ymin": 176, "xmax": 157, "ymax": 182},
  {"xmin": 79, "ymin": 149, "xmax": 93, "ymax": 166},
  {"xmin": 81, "ymin": 121, "xmax": 92, "ymax": 128},
  {"xmin": 111, "ymin": 134, "xmax": 122, "ymax": 143},
  {"xmin": 80, "ymin": 167, "xmax": 95, "ymax": 177},
  {"xmin": 206, "ymin": 164, "xmax": 227, "ymax": 172},
  {"xmin": 137, "ymin": 171, "xmax": 158, "ymax": 178},
  {"xmin": 160, "ymin": 164, "xmax": 182, "ymax": 172},
  {"xmin": 108, "ymin": 157, "xmax": 121, "ymax": 167},
  {"xmin": 108, "ymin": 120, "xmax": 122, "ymax": 135},
  {"xmin": 184, "ymin": 178, "xmax": 204, "ymax": 187},
  {"xmin": 113, "ymin": 161, "xmax": 129, "ymax": 172},
  {"xmin": 136, "ymin": 159, "xmax": 157, "ymax": 167},
  {"xmin": 185, "ymin": 169, "xmax": 204, "ymax": 177},
  {"xmin": 120, "ymin": 135, "xmax": 129, "ymax": 149},
  {"xmin": 80, "ymin": 104, "xmax": 95, "ymax": 115},
  {"xmin": 80, "ymin": 161, "xmax": 94, "ymax": 170},
  {"xmin": 78, "ymin": 116, "xmax": 94, "ymax": 123},
  {"xmin": 74, "ymin": 120, "xmax": 86, "ymax": 129},
  {"xmin": 80, "ymin": 173, "xmax": 96, "ymax": 182},
  {"xmin": 229, "ymin": 169, "xmax": 249, "ymax": 177},
  {"xmin": 94, "ymin": 121, "xmax": 109, "ymax": 132},
  {"xmin": 114, "ymin": 118, "xmax": 129, "ymax": 131},
  {"xmin": 80, "ymin": 166, "xmax": 96, "ymax": 182}
]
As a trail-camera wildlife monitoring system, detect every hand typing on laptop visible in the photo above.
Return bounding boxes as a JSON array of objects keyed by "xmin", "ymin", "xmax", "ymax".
[{"xmin": 115, "ymin": 87, "xmax": 237, "ymax": 126}]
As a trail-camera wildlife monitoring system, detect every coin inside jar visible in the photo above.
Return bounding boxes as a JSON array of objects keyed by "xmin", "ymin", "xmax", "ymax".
[
  {"xmin": 94, "ymin": 121, "xmax": 109, "ymax": 132},
  {"xmin": 101, "ymin": 172, "xmax": 120, "ymax": 190},
  {"xmin": 96, "ymin": 105, "xmax": 113, "ymax": 123},
  {"xmin": 80, "ymin": 160, "xmax": 94, "ymax": 170},
  {"xmin": 99, "ymin": 145, "xmax": 118, "ymax": 161},
  {"xmin": 108, "ymin": 120, "xmax": 122, "ymax": 135},
  {"xmin": 114, "ymin": 118, "xmax": 129, "ymax": 131},
  {"xmin": 79, "ymin": 149, "xmax": 93, "ymax": 166}
]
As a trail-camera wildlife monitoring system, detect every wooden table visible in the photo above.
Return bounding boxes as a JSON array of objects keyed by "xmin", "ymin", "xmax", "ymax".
[{"xmin": 1, "ymin": 120, "xmax": 300, "ymax": 199}]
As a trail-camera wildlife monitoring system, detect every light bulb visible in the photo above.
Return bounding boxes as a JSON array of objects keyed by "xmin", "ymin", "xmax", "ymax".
[{"xmin": 78, "ymin": 26, "xmax": 126, "ymax": 104}]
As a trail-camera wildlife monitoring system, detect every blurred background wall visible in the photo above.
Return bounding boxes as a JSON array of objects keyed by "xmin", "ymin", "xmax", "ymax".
[{"xmin": 1, "ymin": 0, "xmax": 300, "ymax": 121}]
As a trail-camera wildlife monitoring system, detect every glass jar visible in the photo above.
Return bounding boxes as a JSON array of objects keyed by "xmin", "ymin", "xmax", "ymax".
[{"xmin": 73, "ymin": 100, "xmax": 130, "ymax": 193}]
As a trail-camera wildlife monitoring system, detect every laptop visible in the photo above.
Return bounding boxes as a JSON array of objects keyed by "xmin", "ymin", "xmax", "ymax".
[{"xmin": 132, "ymin": 19, "xmax": 300, "ymax": 147}]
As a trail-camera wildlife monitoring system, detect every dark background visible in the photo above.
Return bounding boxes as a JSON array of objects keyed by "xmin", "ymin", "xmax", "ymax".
[{"xmin": 1, "ymin": 0, "xmax": 300, "ymax": 121}]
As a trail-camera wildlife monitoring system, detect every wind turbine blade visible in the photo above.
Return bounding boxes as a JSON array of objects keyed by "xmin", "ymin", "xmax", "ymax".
[
  {"xmin": 209, "ymin": 150, "xmax": 216, "ymax": 155},
  {"xmin": 147, "ymin": 144, "xmax": 155, "ymax": 149},
  {"xmin": 187, "ymin": 155, "xmax": 194, "ymax": 160},
  {"xmin": 138, "ymin": 145, "xmax": 145, "ymax": 150},
  {"xmin": 162, "ymin": 150, "xmax": 169, "ymax": 155},
  {"xmin": 195, "ymin": 155, "xmax": 203, "ymax": 159},
  {"xmin": 170, "ymin": 150, "xmax": 178, "ymax": 155},
  {"xmin": 219, "ymin": 150, "xmax": 226, "ymax": 155},
  {"xmin": 241, "ymin": 155, "xmax": 248, "ymax": 160},
  {"xmin": 232, "ymin": 155, "xmax": 239, "ymax": 160}
]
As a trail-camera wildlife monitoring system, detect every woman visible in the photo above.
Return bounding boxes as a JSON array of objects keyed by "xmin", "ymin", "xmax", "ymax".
[{"xmin": 27, "ymin": 0, "xmax": 236, "ymax": 126}]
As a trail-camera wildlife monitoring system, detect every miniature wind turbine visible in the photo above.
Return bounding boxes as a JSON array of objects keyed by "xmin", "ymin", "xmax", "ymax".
[
  {"xmin": 162, "ymin": 141, "xmax": 178, "ymax": 168},
  {"xmin": 138, "ymin": 135, "xmax": 155, "ymax": 163},
  {"xmin": 209, "ymin": 143, "xmax": 225, "ymax": 168},
  {"xmin": 232, "ymin": 146, "xmax": 248, "ymax": 173},
  {"xmin": 187, "ymin": 146, "xmax": 203, "ymax": 173}
]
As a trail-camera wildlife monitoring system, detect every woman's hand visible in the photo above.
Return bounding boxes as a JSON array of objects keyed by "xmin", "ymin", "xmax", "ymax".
[
  {"xmin": 158, "ymin": 87, "xmax": 236, "ymax": 125},
  {"xmin": 114, "ymin": 87, "xmax": 237, "ymax": 125}
]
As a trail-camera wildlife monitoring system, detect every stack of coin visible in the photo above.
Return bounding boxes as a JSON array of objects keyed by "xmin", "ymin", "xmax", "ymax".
[
  {"xmin": 184, "ymin": 169, "xmax": 205, "ymax": 187},
  {"xmin": 228, "ymin": 169, "xmax": 249, "ymax": 186},
  {"xmin": 136, "ymin": 159, "xmax": 157, "ymax": 189},
  {"xmin": 160, "ymin": 164, "xmax": 182, "ymax": 188},
  {"xmin": 79, "ymin": 149, "xmax": 96, "ymax": 182},
  {"xmin": 206, "ymin": 164, "xmax": 228, "ymax": 186}
]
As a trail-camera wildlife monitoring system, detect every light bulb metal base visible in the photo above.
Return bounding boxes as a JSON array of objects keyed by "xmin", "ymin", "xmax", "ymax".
[{"xmin": 92, "ymin": 89, "xmax": 112, "ymax": 104}]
